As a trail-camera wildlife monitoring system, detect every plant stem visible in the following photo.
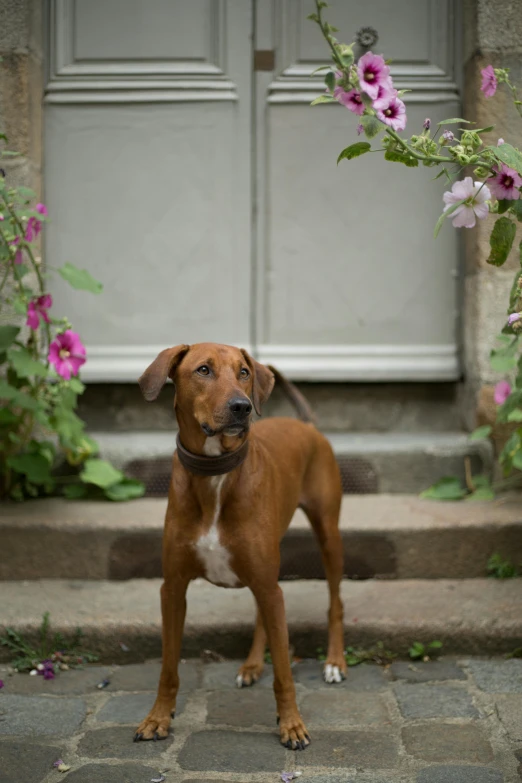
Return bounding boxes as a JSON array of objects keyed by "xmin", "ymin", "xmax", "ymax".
[{"xmin": 314, "ymin": 0, "xmax": 346, "ymax": 72}]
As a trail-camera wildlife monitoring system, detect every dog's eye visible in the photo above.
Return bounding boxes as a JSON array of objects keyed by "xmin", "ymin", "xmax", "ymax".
[
  {"xmin": 240, "ymin": 368, "xmax": 250, "ymax": 379},
  {"xmin": 197, "ymin": 365, "xmax": 210, "ymax": 376}
]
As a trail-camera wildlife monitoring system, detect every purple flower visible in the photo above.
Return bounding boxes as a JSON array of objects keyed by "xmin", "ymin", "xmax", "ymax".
[
  {"xmin": 442, "ymin": 130, "xmax": 455, "ymax": 142},
  {"xmin": 374, "ymin": 90, "xmax": 407, "ymax": 131},
  {"xmin": 488, "ymin": 164, "xmax": 522, "ymax": 201},
  {"xmin": 494, "ymin": 381, "xmax": 511, "ymax": 405},
  {"xmin": 10, "ymin": 236, "xmax": 23, "ymax": 265},
  {"xmin": 26, "ymin": 294, "xmax": 52, "ymax": 330},
  {"xmin": 423, "ymin": 118, "xmax": 431, "ymax": 130},
  {"xmin": 48, "ymin": 330, "xmax": 87, "ymax": 380},
  {"xmin": 53, "ymin": 760, "xmax": 65, "ymax": 768},
  {"xmin": 25, "ymin": 204, "xmax": 48, "ymax": 242},
  {"xmin": 481, "ymin": 65, "xmax": 497, "ymax": 97},
  {"xmin": 442, "ymin": 177, "xmax": 491, "ymax": 228},
  {"xmin": 356, "ymin": 123, "xmax": 364, "ymax": 135},
  {"xmin": 357, "ymin": 52, "xmax": 391, "ymax": 100},
  {"xmin": 508, "ymin": 313, "xmax": 521, "ymax": 325},
  {"xmin": 335, "ymin": 87, "xmax": 364, "ymax": 115},
  {"xmin": 497, "ymin": 138, "xmax": 505, "ymax": 146}
]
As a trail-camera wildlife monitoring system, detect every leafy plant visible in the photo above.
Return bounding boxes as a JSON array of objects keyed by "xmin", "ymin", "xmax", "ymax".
[
  {"xmin": 1, "ymin": 611, "xmax": 98, "ymax": 673},
  {"xmin": 309, "ymin": 2, "xmax": 522, "ymax": 500},
  {"xmin": 344, "ymin": 641, "xmax": 396, "ymax": 667},
  {"xmin": 0, "ymin": 134, "xmax": 144, "ymax": 502},
  {"xmin": 408, "ymin": 641, "xmax": 443, "ymax": 661},
  {"xmin": 487, "ymin": 553, "xmax": 521, "ymax": 579}
]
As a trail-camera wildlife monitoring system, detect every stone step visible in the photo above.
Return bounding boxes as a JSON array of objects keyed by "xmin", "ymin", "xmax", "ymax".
[
  {"xmin": 0, "ymin": 578, "xmax": 520, "ymax": 663},
  {"xmin": 2, "ymin": 494, "xmax": 521, "ymax": 581},
  {"xmin": 91, "ymin": 430, "xmax": 493, "ymax": 495}
]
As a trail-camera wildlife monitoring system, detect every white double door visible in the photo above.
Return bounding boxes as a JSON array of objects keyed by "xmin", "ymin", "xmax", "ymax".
[{"xmin": 45, "ymin": 0, "xmax": 460, "ymax": 382}]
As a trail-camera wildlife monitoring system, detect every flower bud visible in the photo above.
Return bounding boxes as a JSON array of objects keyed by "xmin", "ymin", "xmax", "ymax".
[
  {"xmin": 508, "ymin": 312, "xmax": 521, "ymax": 325},
  {"xmin": 423, "ymin": 118, "xmax": 431, "ymax": 130}
]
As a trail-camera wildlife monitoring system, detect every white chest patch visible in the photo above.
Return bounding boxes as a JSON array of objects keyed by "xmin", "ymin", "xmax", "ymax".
[{"xmin": 195, "ymin": 440, "xmax": 239, "ymax": 587}]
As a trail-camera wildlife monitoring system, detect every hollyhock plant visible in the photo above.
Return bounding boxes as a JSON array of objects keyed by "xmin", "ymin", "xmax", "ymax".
[
  {"xmin": 374, "ymin": 91, "xmax": 407, "ymax": 132},
  {"xmin": 481, "ymin": 65, "xmax": 497, "ymax": 97},
  {"xmin": 508, "ymin": 313, "xmax": 521, "ymax": 325},
  {"xmin": 48, "ymin": 330, "xmax": 87, "ymax": 380},
  {"xmin": 488, "ymin": 164, "xmax": 522, "ymax": 200},
  {"xmin": 26, "ymin": 294, "xmax": 52, "ymax": 330},
  {"xmin": 357, "ymin": 52, "xmax": 391, "ymax": 100},
  {"xmin": 335, "ymin": 87, "xmax": 364, "ymax": 115},
  {"xmin": 25, "ymin": 203, "xmax": 48, "ymax": 242},
  {"xmin": 10, "ymin": 236, "xmax": 23, "ymax": 264},
  {"xmin": 494, "ymin": 381, "xmax": 511, "ymax": 405},
  {"xmin": 442, "ymin": 178, "xmax": 491, "ymax": 228}
]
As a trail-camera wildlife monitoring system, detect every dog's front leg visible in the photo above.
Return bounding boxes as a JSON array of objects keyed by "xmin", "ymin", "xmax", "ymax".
[
  {"xmin": 253, "ymin": 584, "xmax": 310, "ymax": 750},
  {"xmin": 134, "ymin": 578, "xmax": 188, "ymax": 741}
]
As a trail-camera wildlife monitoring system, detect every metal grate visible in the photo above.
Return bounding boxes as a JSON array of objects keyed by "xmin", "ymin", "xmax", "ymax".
[{"xmin": 125, "ymin": 455, "xmax": 379, "ymax": 497}]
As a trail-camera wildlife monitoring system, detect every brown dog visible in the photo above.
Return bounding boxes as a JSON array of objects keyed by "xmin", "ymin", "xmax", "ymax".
[{"xmin": 134, "ymin": 343, "xmax": 345, "ymax": 749}]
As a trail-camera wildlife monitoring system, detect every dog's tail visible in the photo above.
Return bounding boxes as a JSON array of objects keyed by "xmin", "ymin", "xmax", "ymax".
[{"xmin": 268, "ymin": 365, "xmax": 317, "ymax": 425}]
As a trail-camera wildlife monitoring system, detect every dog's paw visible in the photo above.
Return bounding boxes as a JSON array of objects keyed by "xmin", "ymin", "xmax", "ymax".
[
  {"xmin": 323, "ymin": 661, "xmax": 347, "ymax": 684},
  {"xmin": 236, "ymin": 662, "xmax": 264, "ymax": 688},
  {"xmin": 279, "ymin": 713, "xmax": 310, "ymax": 750},
  {"xmin": 133, "ymin": 711, "xmax": 171, "ymax": 742}
]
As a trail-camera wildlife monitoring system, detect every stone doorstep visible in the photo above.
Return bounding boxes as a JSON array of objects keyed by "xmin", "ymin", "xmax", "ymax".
[
  {"xmin": 0, "ymin": 578, "xmax": 520, "ymax": 664},
  {"xmin": 1, "ymin": 493, "xmax": 521, "ymax": 581}
]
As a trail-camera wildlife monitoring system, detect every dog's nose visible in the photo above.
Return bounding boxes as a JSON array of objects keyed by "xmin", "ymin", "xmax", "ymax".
[{"xmin": 228, "ymin": 397, "xmax": 252, "ymax": 419}]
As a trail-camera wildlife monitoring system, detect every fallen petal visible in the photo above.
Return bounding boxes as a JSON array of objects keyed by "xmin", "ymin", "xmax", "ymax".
[
  {"xmin": 57, "ymin": 764, "xmax": 71, "ymax": 773},
  {"xmin": 151, "ymin": 777, "xmax": 166, "ymax": 783},
  {"xmin": 97, "ymin": 679, "xmax": 110, "ymax": 689},
  {"xmin": 53, "ymin": 760, "xmax": 64, "ymax": 767}
]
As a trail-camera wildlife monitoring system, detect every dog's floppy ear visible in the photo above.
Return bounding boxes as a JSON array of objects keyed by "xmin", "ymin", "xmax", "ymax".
[
  {"xmin": 240, "ymin": 349, "xmax": 275, "ymax": 415},
  {"xmin": 138, "ymin": 344, "xmax": 190, "ymax": 402}
]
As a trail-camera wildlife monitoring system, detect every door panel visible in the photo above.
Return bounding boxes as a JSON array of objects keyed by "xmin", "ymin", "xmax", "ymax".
[
  {"xmin": 255, "ymin": 0, "xmax": 461, "ymax": 379},
  {"xmin": 45, "ymin": 0, "xmax": 252, "ymax": 381}
]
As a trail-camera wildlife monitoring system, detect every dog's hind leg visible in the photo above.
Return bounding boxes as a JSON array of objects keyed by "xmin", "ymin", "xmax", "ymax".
[{"xmin": 236, "ymin": 607, "xmax": 267, "ymax": 687}]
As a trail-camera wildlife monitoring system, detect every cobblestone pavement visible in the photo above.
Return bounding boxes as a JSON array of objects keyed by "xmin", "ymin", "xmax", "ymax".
[{"xmin": 0, "ymin": 657, "xmax": 521, "ymax": 783}]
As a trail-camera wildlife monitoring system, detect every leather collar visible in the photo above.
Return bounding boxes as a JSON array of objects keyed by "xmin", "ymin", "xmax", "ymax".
[{"xmin": 176, "ymin": 434, "xmax": 249, "ymax": 477}]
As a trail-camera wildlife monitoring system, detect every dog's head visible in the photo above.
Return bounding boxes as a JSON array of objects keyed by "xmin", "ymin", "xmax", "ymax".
[{"xmin": 138, "ymin": 343, "xmax": 275, "ymax": 439}]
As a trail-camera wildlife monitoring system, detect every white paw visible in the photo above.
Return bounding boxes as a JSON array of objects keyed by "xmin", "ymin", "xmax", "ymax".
[
  {"xmin": 236, "ymin": 674, "xmax": 244, "ymax": 688},
  {"xmin": 323, "ymin": 664, "xmax": 343, "ymax": 684}
]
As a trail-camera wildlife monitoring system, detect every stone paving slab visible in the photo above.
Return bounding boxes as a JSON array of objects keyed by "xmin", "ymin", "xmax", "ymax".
[{"xmin": 0, "ymin": 657, "xmax": 520, "ymax": 782}]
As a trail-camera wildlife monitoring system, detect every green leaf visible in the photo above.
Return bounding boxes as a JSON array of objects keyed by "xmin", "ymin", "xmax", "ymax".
[
  {"xmin": 0, "ymin": 380, "xmax": 20, "ymax": 400},
  {"xmin": 52, "ymin": 408, "xmax": 85, "ymax": 445},
  {"xmin": 63, "ymin": 483, "xmax": 89, "ymax": 500},
  {"xmin": 436, "ymin": 118, "xmax": 471, "ymax": 126},
  {"xmin": 511, "ymin": 200, "xmax": 522, "ymax": 221},
  {"xmin": 0, "ymin": 325, "xmax": 20, "ymax": 351},
  {"xmin": 497, "ymin": 199, "xmax": 511, "ymax": 214},
  {"xmin": 13, "ymin": 392, "xmax": 40, "ymax": 412},
  {"xmin": 433, "ymin": 198, "xmax": 467, "ymax": 239},
  {"xmin": 0, "ymin": 408, "xmax": 19, "ymax": 425},
  {"xmin": 6, "ymin": 453, "xmax": 52, "ymax": 484},
  {"xmin": 310, "ymin": 94, "xmax": 336, "ymax": 105},
  {"xmin": 337, "ymin": 142, "xmax": 371, "ymax": 163},
  {"xmin": 384, "ymin": 149, "xmax": 418, "ymax": 167},
  {"xmin": 80, "ymin": 458, "xmax": 123, "ymax": 489},
  {"xmin": 310, "ymin": 65, "xmax": 331, "ymax": 75},
  {"xmin": 68, "ymin": 378, "xmax": 86, "ymax": 394},
  {"xmin": 487, "ymin": 217, "xmax": 517, "ymax": 267},
  {"xmin": 498, "ymin": 390, "xmax": 522, "ymax": 423},
  {"xmin": 57, "ymin": 262, "xmax": 103, "ymax": 294},
  {"xmin": 469, "ymin": 425, "xmax": 492, "ymax": 440},
  {"xmin": 466, "ymin": 486, "xmax": 495, "ymax": 501},
  {"xmin": 360, "ymin": 114, "xmax": 381, "ymax": 139},
  {"xmin": 490, "ymin": 351, "xmax": 518, "ymax": 372},
  {"xmin": 474, "ymin": 125, "xmax": 495, "ymax": 134},
  {"xmin": 7, "ymin": 347, "xmax": 48, "ymax": 378},
  {"xmin": 512, "ymin": 449, "xmax": 522, "ymax": 471},
  {"xmin": 420, "ymin": 476, "xmax": 466, "ymax": 500},
  {"xmin": 432, "ymin": 167, "xmax": 451, "ymax": 182},
  {"xmin": 487, "ymin": 143, "xmax": 522, "ymax": 177},
  {"xmin": 104, "ymin": 478, "xmax": 146, "ymax": 501},
  {"xmin": 428, "ymin": 640, "xmax": 443, "ymax": 650},
  {"xmin": 507, "ymin": 408, "xmax": 522, "ymax": 422},
  {"xmin": 408, "ymin": 642, "xmax": 425, "ymax": 659},
  {"xmin": 324, "ymin": 71, "xmax": 336, "ymax": 92}
]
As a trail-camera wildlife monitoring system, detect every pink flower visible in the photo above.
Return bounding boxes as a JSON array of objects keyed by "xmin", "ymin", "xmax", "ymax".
[
  {"xmin": 488, "ymin": 164, "xmax": 522, "ymax": 200},
  {"xmin": 494, "ymin": 381, "xmax": 511, "ymax": 405},
  {"xmin": 357, "ymin": 52, "xmax": 391, "ymax": 100},
  {"xmin": 374, "ymin": 90, "xmax": 407, "ymax": 131},
  {"xmin": 335, "ymin": 87, "xmax": 364, "ymax": 115},
  {"xmin": 508, "ymin": 312, "xmax": 521, "ymax": 325},
  {"xmin": 48, "ymin": 330, "xmax": 87, "ymax": 380},
  {"xmin": 25, "ymin": 204, "xmax": 48, "ymax": 242},
  {"xmin": 0, "ymin": 679, "xmax": 4, "ymax": 689},
  {"xmin": 442, "ymin": 177, "xmax": 491, "ymax": 228},
  {"xmin": 26, "ymin": 294, "xmax": 52, "ymax": 330},
  {"xmin": 10, "ymin": 236, "xmax": 23, "ymax": 264},
  {"xmin": 481, "ymin": 65, "xmax": 497, "ymax": 97},
  {"xmin": 498, "ymin": 138, "xmax": 505, "ymax": 146}
]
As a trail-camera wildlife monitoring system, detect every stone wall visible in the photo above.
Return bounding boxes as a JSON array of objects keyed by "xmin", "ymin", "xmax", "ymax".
[
  {"xmin": 0, "ymin": 0, "xmax": 43, "ymax": 192},
  {"xmin": 462, "ymin": 0, "xmax": 522, "ymax": 426}
]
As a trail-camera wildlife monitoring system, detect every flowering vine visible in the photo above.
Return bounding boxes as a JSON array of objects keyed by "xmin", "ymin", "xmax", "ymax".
[
  {"xmin": 310, "ymin": 1, "xmax": 522, "ymax": 499},
  {"xmin": 0, "ymin": 140, "xmax": 144, "ymax": 501}
]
